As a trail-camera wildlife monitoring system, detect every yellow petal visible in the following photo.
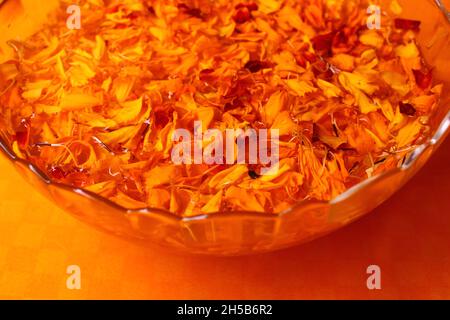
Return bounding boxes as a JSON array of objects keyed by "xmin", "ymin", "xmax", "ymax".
[
  {"xmin": 258, "ymin": 0, "xmax": 281, "ymax": 14},
  {"xmin": 396, "ymin": 119, "xmax": 422, "ymax": 148},
  {"xmin": 96, "ymin": 125, "xmax": 140, "ymax": 145},
  {"xmin": 390, "ymin": 0, "xmax": 403, "ymax": 15},
  {"xmin": 201, "ymin": 190, "xmax": 223, "ymax": 213},
  {"xmin": 112, "ymin": 97, "xmax": 143, "ymax": 124},
  {"xmin": 262, "ymin": 91, "xmax": 286, "ymax": 126},
  {"xmin": 60, "ymin": 93, "xmax": 103, "ymax": 110},
  {"xmin": 395, "ymin": 42, "xmax": 419, "ymax": 59},
  {"xmin": 112, "ymin": 77, "xmax": 135, "ymax": 102},
  {"xmin": 381, "ymin": 71, "xmax": 410, "ymax": 96},
  {"xmin": 317, "ymin": 79, "xmax": 342, "ymax": 98},
  {"xmin": 111, "ymin": 191, "xmax": 146, "ymax": 209},
  {"xmin": 271, "ymin": 111, "xmax": 297, "ymax": 136},
  {"xmin": 84, "ymin": 181, "xmax": 116, "ymax": 197},
  {"xmin": 224, "ymin": 186, "xmax": 266, "ymax": 212},
  {"xmin": 145, "ymin": 165, "xmax": 180, "ymax": 189},
  {"xmin": 338, "ymin": 71, "xmax": 378, "ymax": 95},
  {"xmin": 285, "ymin": 79, "xmax": 317, "ymax": 97},
  {"xmin": 208, "ymin": 165, "xmax": 248, "ymax": 190},
  {"xmin": 359, "ymin": 30, "xmax": 384, "ymax": 49},
  {"xmin": 147, "ymin": 188, "xmax": 171, "ymax": 209},
  {"xmin": 93, "ymin": 35, "xmax": 106, "ymax": 60}
]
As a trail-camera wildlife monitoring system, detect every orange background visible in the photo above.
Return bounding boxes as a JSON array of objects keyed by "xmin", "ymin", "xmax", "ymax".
[{"xmin": 0, "ymin": 138, "xmax": 448, "ymax": 300}]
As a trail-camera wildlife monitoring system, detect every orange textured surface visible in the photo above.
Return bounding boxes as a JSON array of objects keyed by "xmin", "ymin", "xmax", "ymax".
[
  {"xmin": 0, "ymin": 137, "xmax": 448, "ymax": 299},
  {"xmin": 1, "ymin": 0, "xmax": 450, "ymax": 298}
]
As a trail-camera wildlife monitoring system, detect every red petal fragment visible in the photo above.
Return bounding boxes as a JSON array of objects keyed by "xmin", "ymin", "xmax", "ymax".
[
  {"xmin": 233, "ymin": 8, "xmax": 251, "ymax": 24},
  {"xmin": 413, "ymin": 69, "xmax": 432, "ymax": 89},
  {"xmin": 199, "ymin": 69, "xmax": 215, "ymax": 82},
  {"xmin": 48, "ymin": 166, "xmax": 67, "ymax": 180},
  {"xmin": 332, "ymin": 27, "xmax": 357, "ymax": 54},
  {"xmin": 399, "ymin": 102, "xmax": 416, "ymax": 116},
  {"xmin": 312, "ymin": 32, "xmax": 335, "ymax": 52},
  {"xmin": 394, "ymin": 18, "xmax": 421, "ymax": 31},
  {"xmin": 15, "ymin": 120, "xmax": 30, "ymax": 149},
  {"xmin": 244, "ymin": 60, "xmax": 266, "ymax": 73},
  {"xmin": 299, "ymin": 121, "xmax": 314, "ymax": 141},
  {"xmin": 153, "ymin": 107, "xmax": 172, "ymax": 128},
  {"xmin": 177, "ymin": 4, "xmax": 202, "ymax": 18},
  {"xmin": 235, "ymin": 2, "xmax": 258, "ymax": 11},
  {"xmin": 303, "ymin": 51, "xmax": 317, "ymax": 63},
  {"xmin": 105, "ymin": 4, "xmax": 121, "ymax": 14}
]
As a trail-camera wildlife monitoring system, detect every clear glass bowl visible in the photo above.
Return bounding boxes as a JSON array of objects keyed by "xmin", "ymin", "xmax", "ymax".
[{"xmin": 0, "ymin": 0, "xmax": 449, "ymax": 255}]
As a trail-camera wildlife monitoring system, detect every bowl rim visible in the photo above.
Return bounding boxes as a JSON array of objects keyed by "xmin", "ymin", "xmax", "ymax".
[{"xmin": 0, "ymin": 0, "xmax": 449, "ymax": 223}]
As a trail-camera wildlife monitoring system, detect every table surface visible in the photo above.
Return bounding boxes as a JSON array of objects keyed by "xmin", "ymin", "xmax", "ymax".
[{"xmin": 0, "ymin": 136, "xmax": 448, "ymax": 300}]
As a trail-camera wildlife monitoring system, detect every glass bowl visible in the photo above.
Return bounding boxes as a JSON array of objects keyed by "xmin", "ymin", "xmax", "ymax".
[{"xmin": 0, "ymin": 0, "xmax": 449, "ymax": 255}]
